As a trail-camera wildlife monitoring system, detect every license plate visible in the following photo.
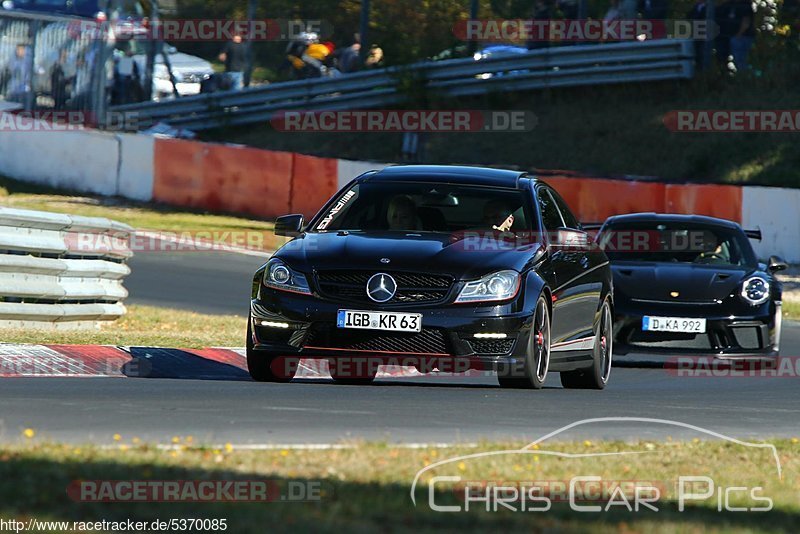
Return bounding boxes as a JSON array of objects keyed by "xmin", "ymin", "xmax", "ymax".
[
  {"xmin": 337, "ymin": 310, "xmax": 422, "ymax": 332},
  {"xmin": 642, "ymin": 316, "xmax": 706, "ymax": 333}
]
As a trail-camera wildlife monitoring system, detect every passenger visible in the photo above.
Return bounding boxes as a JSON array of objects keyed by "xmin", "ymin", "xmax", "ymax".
[
  {"xmin": 386, "ymin": 195, "xmax": 421, "ymax": 231},
  {"xmin": 483, "ymin": 200, "xmax": 515, "ymax": 231}
]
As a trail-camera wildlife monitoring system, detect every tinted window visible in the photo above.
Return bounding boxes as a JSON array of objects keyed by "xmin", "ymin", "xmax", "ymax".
[
  {"xmin": 314, "ymin": 181, "xmax": 533, "ymax": 233},
  {"xmin": 549, "ymin": 189, "xmax": 580, "ymax": 229},
  {"xmin": 599, "ymin": 222, "xmax": 757, "ymax": 267},
  {"xmin": 537, "ymin": 189, "xmax": 564, "ymax": 231}
]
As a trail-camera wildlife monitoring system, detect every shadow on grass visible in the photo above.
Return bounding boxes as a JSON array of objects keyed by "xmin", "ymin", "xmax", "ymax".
[{"xmin": 0, "ymin": 452, "xmax": 796, "ymax": 533}]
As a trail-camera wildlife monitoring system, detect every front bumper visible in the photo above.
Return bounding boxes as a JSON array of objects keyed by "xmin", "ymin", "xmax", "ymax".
[
  {"xmin": 613, "ymin": 300, "xmax": 781, "ymax": 360},
  {"xmin": 249, "ymin": 289, "xmax": 534, "ymax": 369}
]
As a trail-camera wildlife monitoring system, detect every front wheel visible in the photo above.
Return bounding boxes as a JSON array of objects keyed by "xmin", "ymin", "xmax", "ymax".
[
  {"xmin": 246, "ymin": 321, "xmax": 296, "ymax": 382},
  {"xmin": 560, "ymin": 299, "xmax": 613, "ymax": 390},
  {"xmin": 498, "ymin": 295, "xmax": 551, "ymax": 389}
]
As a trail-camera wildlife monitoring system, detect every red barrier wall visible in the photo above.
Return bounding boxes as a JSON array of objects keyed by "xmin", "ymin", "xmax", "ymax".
[
  {"xmin": 154, "ymin": 139, "xmax": 295, "ymax": 219},
  {"xmin": 665, "ymin": 184, "xmax": 742, "ymax": 223},
  {"xmin": 289, "ymin": 153, "xmax": 339, "ymax": 219}
]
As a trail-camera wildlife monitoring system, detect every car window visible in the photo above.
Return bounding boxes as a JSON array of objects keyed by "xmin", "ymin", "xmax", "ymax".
[
  {"xmin": 537, "ymin": 189, "xmax": 564, "ymax": 232},
  {"xmin": 599, "ymin": 222, "xmax": 757, "ymax": 267},
  {"xmin": 313, "ymin": 181, "xmax": 533, "ymax": 233},
  {"xmin": 549, "ymin": 189, "xmax": 580, "ymax": 229}
]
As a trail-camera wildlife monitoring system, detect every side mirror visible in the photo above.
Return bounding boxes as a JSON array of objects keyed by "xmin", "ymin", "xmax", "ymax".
[
  {"xmin": 768, "ymin": 255, "xmax": 788, "ymax": 273},
  {"xmin": 274, "ymin": 214, "xmax": 304, "ymax": 237},
  {"xmin": 554, "ymin": 227, "xmax": 589, "ymax": 249}
]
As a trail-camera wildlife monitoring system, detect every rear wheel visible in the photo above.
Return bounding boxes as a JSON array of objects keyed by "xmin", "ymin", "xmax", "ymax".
[
  {"xmin": 498, "ymin": 295, "xmax": 550, "ymax": 389},
  {"xmin": 560, "ymin": 300, "xmax": 613, "ymax": 390},
  {"xmin": 246, "ymin": 321, "xmax": 296, "ymax": 382}
]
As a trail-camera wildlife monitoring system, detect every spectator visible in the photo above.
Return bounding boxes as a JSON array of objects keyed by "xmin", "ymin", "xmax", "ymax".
[
  {"xmin": 113, "ymin": 44, "xmax": 140, "ymax": 105},
  {"xmin": 219, "ymin": 33, "xmax": 246, "ymax": 90},
  {"xmin": 336, "ymin": 40, "xmax": 362, "ymax": 73},
  {"xmin": 715, "ymin": 0, "xmax": 740, "ymax": 68},
  {"xmin": 686, "ymin": 0, "xmax": 708, "ymax": 68},
  {"xmin": 51, "ymin": 49, "xmax": 71, "ymax": 110},
  {"xmin": 304, "ymin": 37, "xmax": 333, "ymax": 77},
  {"xmin": 619, "ymin": 0, "xmax": 639, "ymax": 19},
  {"xmin": 730, "ymin": 0, "xmax": 756, "ymax": 71},
  {"xmin": 604, "ymin": 0, "xmax": 623, "ymax": 21},
  {"xmin": 365, "ymin": 44, "xmax": 384, "ymax": 69},
  {"xmin": 641, "ymin": 0, "xmax": 669, "ymax": 19},
  {"xmin": 5, "ymin": 44, "xmax": 32, "ymax": 105}
]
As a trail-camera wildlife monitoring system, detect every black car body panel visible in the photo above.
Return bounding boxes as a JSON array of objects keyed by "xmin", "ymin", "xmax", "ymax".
[
  {"xmin": 250, "ymin": 165, "xmax": 612, "ymax": 374},
  {"xmin": 597, "ymin": 213, "xmax": 782, "ymax": 359}
]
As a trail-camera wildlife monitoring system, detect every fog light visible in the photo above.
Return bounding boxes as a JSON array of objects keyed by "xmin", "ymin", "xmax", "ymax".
[
  {"xmin": 473, "ymin": 333, "xmax": 507, "ymax": 339},
  {"xmin": 256, "ymin": 319, "xmax": 290, "ymax": 328}
]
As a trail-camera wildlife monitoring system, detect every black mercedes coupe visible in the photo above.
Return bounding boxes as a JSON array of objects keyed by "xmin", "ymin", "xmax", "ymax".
[
  {"xmin": 248, "ymin": 165, "xmax": 613, "ymax": 388},
  {"xmin": 596, "ymin": 213, "xmax": 786, "ymax": 360}
]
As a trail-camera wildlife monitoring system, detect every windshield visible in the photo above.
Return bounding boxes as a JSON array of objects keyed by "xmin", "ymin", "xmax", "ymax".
[
  {"xmin": 313, "ymin": 181, "xmax": 533, "ymax": 234},
  {"xmin": 599, "ymin": 222, "xmax": 757, "ymax": 267}
]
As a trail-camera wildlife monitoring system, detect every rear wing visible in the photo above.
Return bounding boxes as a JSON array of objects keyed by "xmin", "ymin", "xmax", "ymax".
[
  {"xmin": 744, "ymin": 229, "xmax": 762, "ymax": 241},
  {"xmin": 580, "ymin": 222, "xmax": 603, "ymax": 231}
]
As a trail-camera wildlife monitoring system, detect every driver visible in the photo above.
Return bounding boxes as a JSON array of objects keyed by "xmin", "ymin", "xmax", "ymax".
[
  {"xmin": 483, "ymin": 200, "xmax": 515, "ymax": 231},
  {"xmin": 387, "ymin": 195, "xmax": 422, "ymax": 231}
]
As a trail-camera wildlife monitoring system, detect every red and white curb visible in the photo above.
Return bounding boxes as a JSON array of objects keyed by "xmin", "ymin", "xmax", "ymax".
[{"xmin": 0, "ymin": 344, "xmax": 430, "ymax": 379}]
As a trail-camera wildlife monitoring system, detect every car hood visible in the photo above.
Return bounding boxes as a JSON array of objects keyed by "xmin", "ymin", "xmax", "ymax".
[
  {"xmin": 611, "ymin": 262, "xmax": 754, "ymax": 302},
  {"xmin": 274, "ymin": 232, "xmax": 542, "ymax": 280}
]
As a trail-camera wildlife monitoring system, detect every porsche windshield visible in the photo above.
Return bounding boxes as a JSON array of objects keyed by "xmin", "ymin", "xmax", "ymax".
[
  {"xmin": 313, "ymin": 181, "xmax": 534, "ymax": 234},
  {"xmin": 599, "ymin": 222, "xmax": 757, "ymax": 267}
]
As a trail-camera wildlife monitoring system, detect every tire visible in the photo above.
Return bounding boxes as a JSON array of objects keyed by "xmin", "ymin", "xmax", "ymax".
[
  {"xmin": 246, "ymin": 321, "xmax": 296, "ymax": 382},
  {"xmin": 560, "ymin": 299, "xmax": 613, "ymax": 390},
  {"xmin": 329, "ymin": 358, "xmax": 378, "ymax": 385},
  {"xmin": 498, "ymin": 295, "xmax": 551, "ymax": 389}
]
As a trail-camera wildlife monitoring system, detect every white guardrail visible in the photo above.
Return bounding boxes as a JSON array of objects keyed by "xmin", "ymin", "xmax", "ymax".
[{"xmin": 0, "ymin": 207, "xmax": 133, "ymax": 329}]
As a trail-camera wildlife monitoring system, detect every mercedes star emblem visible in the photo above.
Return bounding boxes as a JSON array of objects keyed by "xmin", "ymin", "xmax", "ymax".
[{"xmin": 366, "ymin": 273, "xmax": 397, "ymax": 303}]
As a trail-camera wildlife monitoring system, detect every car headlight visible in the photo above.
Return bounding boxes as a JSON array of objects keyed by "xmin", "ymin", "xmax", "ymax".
[
  {"xmin": 455, "ymin": 270, "xmax": 520, "ymax": 303},
  {"xmin": 263, "ymin": 259, "xmax": 311, "ymax": 295},
  {"xmin": 740, "ymin": 276, "xmax": 770, "ymax": 306}
]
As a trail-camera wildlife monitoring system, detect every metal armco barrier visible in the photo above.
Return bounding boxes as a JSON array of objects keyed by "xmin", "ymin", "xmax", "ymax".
[
  {"xmin": 111, "ymin": 39, "xmax": 694, "ymax": 131},
  {"xmin": 0, "ymin": 207, "xmax": 133, "ymax": 328}
]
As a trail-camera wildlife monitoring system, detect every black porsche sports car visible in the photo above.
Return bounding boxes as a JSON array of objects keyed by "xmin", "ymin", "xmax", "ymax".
[
  {"xmin": 596, "ymin": 213, "xmax": 786, "ymax": 359},
  {"xmin": 248, "ymin": 165, "xmax": 614, "ymax": 389}
]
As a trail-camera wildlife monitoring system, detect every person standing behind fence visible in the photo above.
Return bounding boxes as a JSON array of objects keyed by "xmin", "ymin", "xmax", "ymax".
[
  {"xmin": 336, "ymin": 39, "xmax": 361, "ymax": 73},
  {"xmin": 113, "ymin": 45, "xmax": 140, "ymax": 105},
  {"xmin": 219, "ymin": 33, "xmax": 246, "ymax": 90},
  {"xmin": 730, "ymin": 0, "xmax": 755, "ymax": 72},
  {"xmin": 5, "ymin": 44, "xmax": 32, "ymax": 105},
  {"xmin": 51, "ymin": 49, "xmax": 71, "ymax": 110}
]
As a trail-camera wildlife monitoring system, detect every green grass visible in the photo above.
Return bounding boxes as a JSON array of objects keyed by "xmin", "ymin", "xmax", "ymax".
[
  {"xmin": 0, "ymin": 175, "xmax": 279, "ymax": 248},
  {"xmin": 783, "ymin": 301, "xmax": 800, "ymax": 321},
  {"xmin": 0, "ymin": 305, "xmax": 246, "ymax": 348},
  {"xmin": 203, "ymin": 65, "xmax": 800, "ymax": 188},
  {"xmin": 0, "ymin": 438, "xmax": 798, "ymax": 532}
]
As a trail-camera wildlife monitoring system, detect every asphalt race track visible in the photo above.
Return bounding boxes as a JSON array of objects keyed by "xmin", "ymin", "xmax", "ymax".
[{"xmin": 3, "ymin": 247, "xmax": 796, "ymax": 446}]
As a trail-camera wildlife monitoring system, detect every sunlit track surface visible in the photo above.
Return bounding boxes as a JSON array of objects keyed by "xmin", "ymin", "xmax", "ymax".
[{"xmin": 0, "ymin": 323, "xmax": 797, "ymax": 445}]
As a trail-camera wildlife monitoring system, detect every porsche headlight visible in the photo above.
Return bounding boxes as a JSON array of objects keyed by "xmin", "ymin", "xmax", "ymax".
[
  {"xmin": 455, "ymin": 270, "xmax": 520, "ymax": 303},
  {"xmin": 263, "ymin": 259, "xmax": 311, "ymax": 295},
  {"xmin": 740, "ymin": 276, "xmax": 770, "ymax": 306}
]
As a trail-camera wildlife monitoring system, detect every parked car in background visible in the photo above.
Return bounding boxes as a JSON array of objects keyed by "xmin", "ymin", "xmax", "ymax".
[
  {"xmin": 596, "ymin": 213, "xmax": 786, "ymax": 360},
  {"xmin": 126, "ymin": 39, "xmax": 213, "ymax": 100}
]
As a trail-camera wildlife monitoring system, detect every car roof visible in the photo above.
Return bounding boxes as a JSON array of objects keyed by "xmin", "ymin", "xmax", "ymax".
[
  {"xmin": 360, "ymin": 165, "xmax": 530, "ymax": 189},
  {"xmin": 604, "ymin": 212, "xmax": 742, "ymax": 231}
]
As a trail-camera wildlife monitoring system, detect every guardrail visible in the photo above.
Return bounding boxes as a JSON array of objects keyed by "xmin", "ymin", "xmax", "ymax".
[
  {"xmin": 110, "ymin": 39, "xmax": 694, "ymax": 131},
  {"xmin": 0, "ymin": 207, "xmax": 133, "ymax": 329}
]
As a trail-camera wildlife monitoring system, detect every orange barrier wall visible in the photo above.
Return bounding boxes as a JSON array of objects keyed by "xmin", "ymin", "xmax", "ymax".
[
  {"xmin": 665, "ymin": 184, "xmax": 742, "ymax": 222},
  {"xmin": 154, "ymin": 138, "xmax": 295, "ymax": 219},
  {"xmin": 546, "ymin": 176, "xmax": 666, "ymax": 223},
  {"xmin": 290, "ymin": 153, "xmax": 339, "ymax": 219},
  {"xmin": 545, "ymin": 175, "xmax": 742, "ymax": 224}
]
